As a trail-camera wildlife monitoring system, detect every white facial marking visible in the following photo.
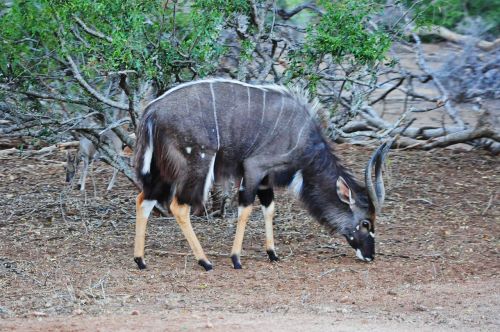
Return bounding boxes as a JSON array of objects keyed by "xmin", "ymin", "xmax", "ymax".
[
  {"xmin": 202, "ymin": 155, "xmax": 216, "ymax": 202},
  {"xmin": 356, "ymin": 225, "xmax": 360, "ymax": 231},
  {"xmin": 349, "ymin": 236, "xmax": 354, "ymax": 241},
  {"xmin": 141, "ymin": 200, "xmax": 157, "ymax": 219},
  {"xmin": 289, "ymin": 170, "xmax": 303, "ymax": 197},
  {"xmin": 185, "ymin": 147, "xmax": 192, "ymax": 154},
  {"xmin": 356, "ymin": 249, "xmax": 372, "ymax": 262},
  {"xmin": 201, "ymin": 152, "xmax": 205, "ymax": 159},
  {"xmin": 369, "ymin": 232, "xmax": 375, "ymax": 238}
]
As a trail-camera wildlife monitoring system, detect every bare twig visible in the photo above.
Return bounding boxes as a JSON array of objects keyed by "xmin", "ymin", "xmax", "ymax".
[
  {"xmin": 73, "ymin": 15, "xmax": 113, "ymax": 43},
  {"xmin": 66, "ymin": 55, "xmax": 129, "ymax": 110}
]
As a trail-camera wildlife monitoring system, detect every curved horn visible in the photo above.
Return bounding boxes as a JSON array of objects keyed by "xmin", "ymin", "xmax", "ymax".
[
  {"xmin": 374, "ymin": 137, "xmax": 395, "ymax": 208},
  {"xmin": 365, "ymin": 143, "xmax": 384, "ymax": 213},
  {"xmin": 365, "ymin": 138, "xmax": 395, "ymax": 213}
]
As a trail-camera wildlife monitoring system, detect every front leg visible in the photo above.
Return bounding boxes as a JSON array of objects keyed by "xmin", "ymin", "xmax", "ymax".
[
  {"xmin": 230, "ymin": 203, "xmax": 253, "ymax": 269},
  {"xmin": 257, "ymin": 187, "xmax": 279, "ymax": 262}
]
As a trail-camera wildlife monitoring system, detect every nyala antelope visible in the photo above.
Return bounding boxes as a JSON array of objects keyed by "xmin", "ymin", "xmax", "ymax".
[
  {"xmin": 66, "ymin": 131, "xmax": 132, "ymax": 191},
  {"xmin": 134, "ymin": 79, "xmax": 393, "ymax": 271}
]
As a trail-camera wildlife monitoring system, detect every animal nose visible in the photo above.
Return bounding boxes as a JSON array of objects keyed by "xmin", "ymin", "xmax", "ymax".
[{"xmin": 355, "ymin": 249, "xmax": 374, "ymax": 262}]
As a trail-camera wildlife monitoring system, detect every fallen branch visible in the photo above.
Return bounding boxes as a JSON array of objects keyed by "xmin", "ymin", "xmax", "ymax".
[{"xmin": 418, "ymin": 25, "xmax": 500, "ymax": 51}]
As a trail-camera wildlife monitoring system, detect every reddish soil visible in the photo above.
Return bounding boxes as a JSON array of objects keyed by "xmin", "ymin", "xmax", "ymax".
[{"xmin": 0, "ymin": 145, "xmax": 498, "ymax": 331}]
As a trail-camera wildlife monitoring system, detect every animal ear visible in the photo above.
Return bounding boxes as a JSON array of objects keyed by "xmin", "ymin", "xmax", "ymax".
[{"xmin": 336, "ymin": 176, "xmax": 355, "ymax": 206}]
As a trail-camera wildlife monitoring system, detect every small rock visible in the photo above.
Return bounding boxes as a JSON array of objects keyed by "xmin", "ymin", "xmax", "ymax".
[
  {"xmin": 205, "ymin": 320, "xmax": 213, "ymax": 328},
  {"xmin": 339, "ymin": 296, "xmax": 350, "ymax": 303},
  {"xmin": 387, "ymin": 290, "xmax": 397, "ymax": 296},
  {"xmin": 73, "ymin": 309, "xmax": 83, "ymax": 315},
  {"xmin": 32, "ymin": 311, "xmax": 47, "ymax": 317},
  {"xmin": 131, "ymin": 310, "xmax": 139, "ymax": 316},
  {"xmin": 415, "ymin": 305, "xmax": 428, "ymax": 312}
]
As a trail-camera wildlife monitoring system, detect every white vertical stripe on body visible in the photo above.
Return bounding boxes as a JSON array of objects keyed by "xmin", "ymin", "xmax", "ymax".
[
  {"xmin": 209, "ymin": 83, "xmax": 221, "ymax": 150},
  {"xmin": 203, "ymin": 155, "xmax": 217, "ymax": 202}
]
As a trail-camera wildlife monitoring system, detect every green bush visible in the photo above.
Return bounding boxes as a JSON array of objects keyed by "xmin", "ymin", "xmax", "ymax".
[{"xmin": 409, "ymin": 0, "xmax": 500, "ymax": 35}]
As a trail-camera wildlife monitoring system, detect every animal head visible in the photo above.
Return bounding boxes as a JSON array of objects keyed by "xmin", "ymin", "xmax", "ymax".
[{"xmin": 335, "ymin": 139, "xmax": 394, "ymax": 262}]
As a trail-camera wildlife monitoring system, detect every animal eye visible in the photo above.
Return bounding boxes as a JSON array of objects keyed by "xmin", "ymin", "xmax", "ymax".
[{"xmin": 362, "ymin": 220, "xmax": 371, "ymax": 229}]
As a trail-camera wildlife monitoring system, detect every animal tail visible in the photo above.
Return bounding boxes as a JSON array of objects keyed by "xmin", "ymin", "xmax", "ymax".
[{"xmin": 135, "ymin": 112, "xmax": 155, "ymax": 183}]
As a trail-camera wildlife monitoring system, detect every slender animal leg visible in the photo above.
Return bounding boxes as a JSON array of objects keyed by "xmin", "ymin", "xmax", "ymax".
[
  {"xmin": 134, "ymin": 192, "xmax": 157, "ymax": 269},
  {"xmin": 170, "ymin": 197, "xmax": 212, "ymax": 271},
  {"xmin": 79, "ymin": 158, "xmax": 89, "ymax": 191},
  {"xmin": 230, "ymin": 205, "xmax": 253, "ymax": 269},
  {"xmin": 257, "ymin": 188, "xmax": 279, "ymax": 261},
  {"xmin": 107, "ymin": 167, "xmax": 119, "ymax": 191}
]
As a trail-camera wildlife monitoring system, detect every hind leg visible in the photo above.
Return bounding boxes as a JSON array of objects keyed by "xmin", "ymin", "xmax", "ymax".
[
  {"xmin": 170, "ymin": 197, "xmax": 212, "ymax": 271},
  {"xmin": 134, "ymin": 192, "xmax": 157, "ymax": 269}
]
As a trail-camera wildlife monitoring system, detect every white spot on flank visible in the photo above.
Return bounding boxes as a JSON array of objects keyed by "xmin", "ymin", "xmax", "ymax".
[
  {"xmin": 201, "ymin": 152, "xmax": 206, "ymax": 159},
  {"xmin": 141, "ymin": 200, "xmax": 157, "ymax": 219},
  {"xmin": 141, "ymin": 121, "xmax": 154, "ymax": 175},
  {"xmin": 349, "ymin": 236, "xmax": 354, "ymax": 241},
  {"xmin": 289, "ymin": 170, "xmax": 303, "ymax": 197},
  {"xmin": 185, "ymin": 147, "xmax": 192, "ymax": 154},
  {"xmin": 356, "ymin": 225, "xmax": 360, "ymax": 231},
  {"xmin": 203, "ymin": 155, "xmax": 216, "ymax": 202}
]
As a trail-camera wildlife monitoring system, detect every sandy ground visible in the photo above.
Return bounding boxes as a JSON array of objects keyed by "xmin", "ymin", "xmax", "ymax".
[{"xmin": 0, "ymin": 142, "xmax": 498, "ymax": 331}]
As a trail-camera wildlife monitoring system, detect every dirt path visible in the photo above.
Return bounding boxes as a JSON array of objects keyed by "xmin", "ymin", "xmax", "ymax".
[{"xmin": 0, "ymin": 145, "xmax": 498, "ymax": 331}]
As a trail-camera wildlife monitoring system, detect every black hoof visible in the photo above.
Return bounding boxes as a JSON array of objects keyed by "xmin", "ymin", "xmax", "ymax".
[
  {"xmin": 198, "ymin": 259, "xmax": 213, "ymax": 271},
  {"xmin": 266, "ymin": 250, "xmax": 280, "ymax": 262},
  {"xmin": 231, "ymin": 255, "xmax": 242, "ymax": 269},
  {"xmin": 134, "ymin": 257, "xmax": 147, "ymax": 270}
]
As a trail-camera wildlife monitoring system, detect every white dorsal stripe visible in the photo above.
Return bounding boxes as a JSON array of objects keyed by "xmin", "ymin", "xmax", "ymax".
[{"xmin": 145, "ymin": 78, "xmax": 319, "ymax": 117}]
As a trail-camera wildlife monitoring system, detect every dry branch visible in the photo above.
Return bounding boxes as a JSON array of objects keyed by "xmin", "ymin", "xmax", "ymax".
[{"xmin": 418, "ymin": 25, "xmax": 500, "ymax": 51}]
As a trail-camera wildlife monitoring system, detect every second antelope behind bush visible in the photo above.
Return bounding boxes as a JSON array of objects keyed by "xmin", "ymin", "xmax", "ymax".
[{"xmin": 133, "ymin": 79, "xmax": 393, "ymax": 271}]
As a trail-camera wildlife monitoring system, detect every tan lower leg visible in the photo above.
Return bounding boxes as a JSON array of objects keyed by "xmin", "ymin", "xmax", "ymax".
[
  {"xmin": 263, "ymin": 201, "xmax": 276, "ymax": 252},
  {"xmin": 231, "ymin": 206, "xmax": 253, "ymax": 257},
  {"xmin": 170, "ymin": 197, "xmax": 209, "ymax": 263},
  {"xmin": 134, "ymin": 192, "xmax": 150, "ymax": 259}
]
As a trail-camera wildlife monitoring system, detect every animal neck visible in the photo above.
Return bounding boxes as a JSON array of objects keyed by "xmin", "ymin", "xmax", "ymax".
[{"xmin": 298, "ymin": 138, "xmax": 359, "ymax": 233}]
